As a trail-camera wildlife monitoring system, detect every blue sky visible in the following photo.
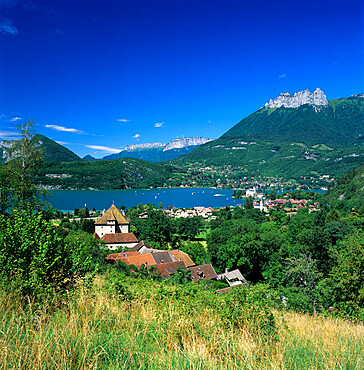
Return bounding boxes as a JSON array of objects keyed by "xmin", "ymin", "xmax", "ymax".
[{"xmin": 1, "ymin": 0, "xmax": 363, "ymax": 158}]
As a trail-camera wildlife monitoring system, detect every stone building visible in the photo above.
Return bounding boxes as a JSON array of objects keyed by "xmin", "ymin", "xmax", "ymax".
[{"xmin": 94, "ymin": 205, "xmax": 138, "ymax": 250}]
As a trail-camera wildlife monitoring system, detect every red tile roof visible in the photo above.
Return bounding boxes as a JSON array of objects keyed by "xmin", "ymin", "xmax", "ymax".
[
  {"xmin": 101, "ymin": 233, "xmax": 138, "ymax": 244},
  {"xmin": 153, "ymin": 261, "xmax": 186, "ymax": 277},
  {"xmin": 189, "ymin": 264, "xmax": 218, "ymax": 282},
  {"xmin": 118, "ymin": 253, "xmax": 156, "ymax": 267},
  {"xmin": 170, "ymin": 250, "xmax": 195, "ymax": 267}
]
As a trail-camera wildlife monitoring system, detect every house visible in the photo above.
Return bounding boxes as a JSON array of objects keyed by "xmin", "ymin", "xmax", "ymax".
[
  {"xmin": 94, "ymin": 205, "xmax": 138, "ymax": 250},
  {"xmin": 245, "ymin": 186, "xmax": 257, "ymax": 198},
  {"xmin": 169, "ymin": 250, "xmax": 195, "ymax": 267},
  {"xmin": 105, "ymin": 249, "xmax": 186, "ymax": 277},
  {"xmin": 188, "ymin": 264, "xmax": 218, "ymax": 282},
  {"xmin": 217, "ymin": 269, "xmax": 247, "ymax": 287}
]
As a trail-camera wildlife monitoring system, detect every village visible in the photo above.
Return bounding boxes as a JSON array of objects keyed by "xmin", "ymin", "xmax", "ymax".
[
  {"xmin": 93, "ymin": 205, "xmax": 247, "ymax": 292},
  {"xmin": 91, "ymin": 185, "xmax": 321, "ymax": 291}
]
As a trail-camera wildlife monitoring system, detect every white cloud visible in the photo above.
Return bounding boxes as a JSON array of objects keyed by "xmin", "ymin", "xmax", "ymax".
[
  {"xmin": 45, "ymin": 124, "xmax": 84, "ymax": 134},
  {"xmin": 0, "ymin": 130, "xmax": 19, "ymax": 139},
  {"xmin": 278, "ymin": 73, "xmax": 286, "ymax": 79},
  {"xmin": 85, "ymin": 145, "xmax": 121, "ymax": 154},
  {"xmin": 117, "ymin": 118, "xmax": 130, "ymax": 123},
  {"xmin": 154, "ymin": 122, "xmax": 164, "ymax": 128},
  {"xmin": 208, "ymin": 120, "xmax": 212, "ymax": 123},
  {"xmin": 55, "ymin": 141, "xmax": 70, "ymax": 145},
  {"xmin": 132, "ymin": 133, "xmax": 140, "ymax": 139},
  {"xmin": 9, "ymin": 116, "xmax": 22, "ymax": 122}
]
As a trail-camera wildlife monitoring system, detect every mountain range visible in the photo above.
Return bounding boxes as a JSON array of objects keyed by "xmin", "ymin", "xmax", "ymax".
[
  {"xmin": 2, "ymin": 89, "xmax": 363, "ymax": 189},
  {"xmin": 102, "ymin": 137, "xmax": 211, "ymax": 162},
  {"xmin": 174, "ymin": 90, "xmax": 364, "ymax": 179}
]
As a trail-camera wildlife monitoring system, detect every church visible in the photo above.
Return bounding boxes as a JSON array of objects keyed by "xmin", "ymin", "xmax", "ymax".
[{"xmin": 94, "ymin": 205, "xmax": 138, "ymax": 250}]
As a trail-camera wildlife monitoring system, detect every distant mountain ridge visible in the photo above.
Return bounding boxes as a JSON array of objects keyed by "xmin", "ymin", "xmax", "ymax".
[
  {"xmin": 0, "ymin": 134, "xmax": 81, "ymax": 163},
  {"xmin": 103, "ymin": 136, "xmax": 211, "ymax": 162},
  {"xmin": 174, "ymin": 90, "xmax": 364, "ymax": 179}
]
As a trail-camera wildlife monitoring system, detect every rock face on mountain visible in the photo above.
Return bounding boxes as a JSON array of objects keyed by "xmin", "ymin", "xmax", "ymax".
[
  {"xmin": 265, "ymin": 88, "xmax": 328, "ymax": 109},
  {"xmin": 102, "ymin": 137, "xmax": 212, "ymax": 162},
  {"xmin": 125, "ymin": 142, "xmax": 165, "ymax": 151},
  {"xmin": 164, "ymin": 137, "xmax": 211, "ymax": 151}
]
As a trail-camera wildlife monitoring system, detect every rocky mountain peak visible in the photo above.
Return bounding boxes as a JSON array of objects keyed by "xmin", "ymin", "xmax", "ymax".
[
  {"xmin": 163, "ymin": 137, "xmax": 212, "ymax": 151},
  {"xmin": 264, "ymin": 88, "xmax": 328, "ymax": 109}
]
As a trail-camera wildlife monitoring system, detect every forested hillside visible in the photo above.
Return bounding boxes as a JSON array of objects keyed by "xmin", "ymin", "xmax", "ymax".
[
  {"xmin": 37, "ymin": 158, "xmax": 173, "ymax": 189},
  {"xmin": 174, "ymin": 96, "xmax": 364, "ymax": 179}
]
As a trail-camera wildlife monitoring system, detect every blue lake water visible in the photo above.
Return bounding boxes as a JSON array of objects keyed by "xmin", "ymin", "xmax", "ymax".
[
  {"xmin": 48, "ymin": 188, "xmax": 243, "ymax": 211},
  {"xmin": 48, "ymin": 188, "xmax": 326, "ymax": 211}
]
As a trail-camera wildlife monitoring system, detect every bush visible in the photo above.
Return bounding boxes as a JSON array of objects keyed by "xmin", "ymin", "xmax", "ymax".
[{"xmin": 0, "ymin": 210, "xmax": 99, "ymax": 303}]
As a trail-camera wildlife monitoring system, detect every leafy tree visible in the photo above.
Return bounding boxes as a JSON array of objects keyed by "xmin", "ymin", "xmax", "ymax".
[
  {"xmin": 180, "ymin": 241, "xmax": 211, "ymax": 266},
  {"xmin": 268, "ymin": 190, "xmax": 277, "ymax": 200},
  {"xmin": 328, "ymin": 233, "xmax": 364, "ymax": 309},
  {"xmin": 325, "ymin": 209, "xmax": 340, "ymax": 224},
  {"xmin": 285, "ymin": 253, "xmax": 322, "ymax": 316},
  {"xmin": 168, "ymin": 267, "xmax": 192, "ymax": 285},
  {"xmin": 244, "ymin": 196, "xmax": 254, "ymax": 209},
  {"xmin": 81, "ymin": 218, "xmax": 96, "ymax": 234},
  {"xmin": 208, "ymin": 218, "xmax": 263, "ymax": 281},
  {"xmin": 132, "ymin": 210, "xmax": 176, "ymax": 249},
  {"xmin": 0, "ymin": 120, "xmax": 45, "ymax": 212},
  {"xmin": 0, "ymin": 210, "xmax": 95, "ymax": 300},
  {"xmin": 64, "ymin": 230, "xmax": 108, "ymax": 273},
  {"xmin": 176, "ymin": 216, "xmax": 204, "ymax": 239},
  {"xmin": 78, "ymin": 207, "xmax": 89, "ymax": 218}
]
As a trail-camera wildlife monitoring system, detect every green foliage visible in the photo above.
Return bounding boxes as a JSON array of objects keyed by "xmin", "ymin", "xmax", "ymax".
[
  {"xmin": 219, "ymin": 284, "xmax": 280, "ymax": 340},
  {"xmin": 37, "ymin": 157, "xmax": 171, "ymax": 190},
  {"xmin": 64, "ymin": 230, "xmax": 108, "ymax": 273},
  {"xmin": 0, "ymin": 210, "xmax": 92, "ymax": 300},
  {"xmin": 329, "ymin": 233, "xmax": 364, "ymax": 309},
  {"xmin": 244, "ymin": 196, "xmax": 254, "ymax": 209},
  {"xmin": 175, "ymin": 216, "xmax": 204, "ymax": 239},
  {"xmin": 0, "ymin": 120, "xmax": 47, "ymax": 212},
  {"xmin": 132, "ymin": 210, "xmax": 177, "ymax": 249},
  {"xmin": 208, "ymin": 218, "xmax": 263, "ymax": 280},
  {"xmin": 180, "ymin": 241, "xmax": 211, "ymax": 266}
]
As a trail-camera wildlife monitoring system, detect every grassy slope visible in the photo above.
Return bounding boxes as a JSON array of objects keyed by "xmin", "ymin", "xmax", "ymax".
[
  {"xmin": 1, "ymin": 276, "xmax": 363, "ymax": 369},
  {"xmin": 37, "ymin": 157, "xmax": 172, "ymax": 189}
]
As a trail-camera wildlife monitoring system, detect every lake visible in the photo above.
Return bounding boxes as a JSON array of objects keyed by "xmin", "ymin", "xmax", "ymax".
[
  {"xmin": 48, "ymin": 188, "xmax": 243, "ymax": 211},
  {"xmin": 48, "ymin": 188, "xmax": 326, "ymax": 211}
]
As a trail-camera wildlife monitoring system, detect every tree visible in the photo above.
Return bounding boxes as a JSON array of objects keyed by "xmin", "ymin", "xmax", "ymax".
[
  {"xmin": 244, "ymin": 196, "xmax": 254, "ymax": 209},
  {"xmin": 285, "ymin": 253, "xmax": 322, "ymax": 316},
  {"xmin": 176, "ymin": 216, "xmax": 204, "ymax": 239},
  {"xmin": 0, "ymin": 210, "xmax": 97, "ymax": 300},
  {"xmin": 329, "ymin": 233, "xmax": 364, "ymax": 308},
  {"xmin": 0, "ymin": 120, "xmax": 45, "ymax": 212},
  {"xmin": 132, "ymin": 210, "xmax": 176, "ymax": 249},
  {"xmin": 268, "ymin": 190, "xmax": 277, "ymax": 200}
]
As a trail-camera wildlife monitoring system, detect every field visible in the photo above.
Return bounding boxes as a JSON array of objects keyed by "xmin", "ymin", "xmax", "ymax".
[{"xmin": 1, "ymin": 274, "xmax": 363, "ymax": 369}]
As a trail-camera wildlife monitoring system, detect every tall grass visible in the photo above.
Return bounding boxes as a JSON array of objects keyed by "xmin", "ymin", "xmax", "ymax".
[{"xmin": 0, "ymin": 275, "xmax": 363, "ymax": 369}]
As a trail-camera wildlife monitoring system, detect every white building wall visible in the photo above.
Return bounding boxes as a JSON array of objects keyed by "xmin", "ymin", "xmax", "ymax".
[
  {"xmin": 118, "ymin": 224, "xmax": 130, "ymax": 233},
  {"xmin": 107, "ymin": 242, "xmax": 138, "ymax": 250},
  {"xmin": 95, "ymin": 225, "xmax": 117, "ymax": 238}
]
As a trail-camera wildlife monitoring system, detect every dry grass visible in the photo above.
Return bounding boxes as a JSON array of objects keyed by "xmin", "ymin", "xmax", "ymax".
[{"xmin": 0, "ymin": 277, "xmax": 363, "ymax": 369}]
